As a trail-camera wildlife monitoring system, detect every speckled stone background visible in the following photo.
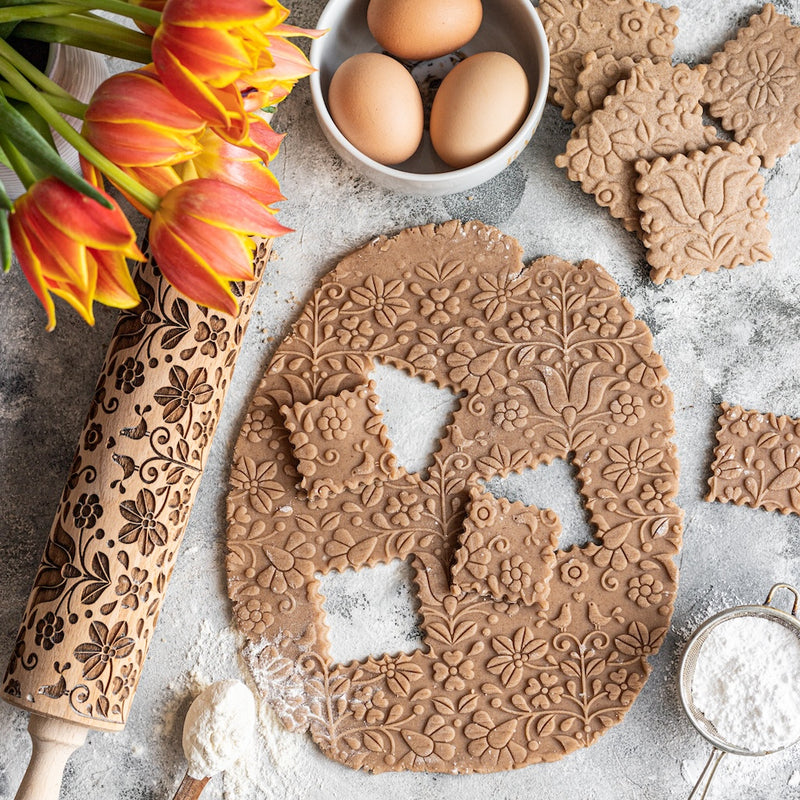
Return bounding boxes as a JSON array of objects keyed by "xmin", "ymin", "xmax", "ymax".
[{"xmin": 2, "ymin": 1, "xmax": 800, "ymax": 799}]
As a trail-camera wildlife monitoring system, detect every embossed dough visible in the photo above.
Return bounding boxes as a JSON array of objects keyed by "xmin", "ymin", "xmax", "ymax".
[{"xmin": 226, "ymin": 221, "xmax": 683, "ymax": 773}]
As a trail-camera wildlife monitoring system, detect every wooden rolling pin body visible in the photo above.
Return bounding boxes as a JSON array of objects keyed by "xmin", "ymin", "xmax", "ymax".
[{"xmin": 3, "ymin": 244, "xmax": 269, "ymax": 734}]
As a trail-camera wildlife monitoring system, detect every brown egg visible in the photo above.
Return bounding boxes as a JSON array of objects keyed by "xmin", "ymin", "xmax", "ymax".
[
  {"xmin": 430, "ymin": 51, "xmax": 530, "ymax": 169},
  {"xmin": 328, "ymin": 53, "xmax": 424, "ymax": 165},
  {"xmin": 367, "ymin": 0, "xmax": 483, "ymax": 61}
]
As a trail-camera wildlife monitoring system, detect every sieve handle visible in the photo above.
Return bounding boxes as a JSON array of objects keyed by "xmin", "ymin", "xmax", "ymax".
[
  {"xmin": 764, "ymin": 583, "xmax": 800, "ymax": 616},
  {"xmin": 687, "ymin": 747, "xmax": 726, "ymax": 800}
]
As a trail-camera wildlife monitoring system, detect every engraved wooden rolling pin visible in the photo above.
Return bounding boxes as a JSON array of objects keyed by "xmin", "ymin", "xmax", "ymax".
[{"xmin": 2, "ymin": 243, "xmax": 270, "ymax": 800}]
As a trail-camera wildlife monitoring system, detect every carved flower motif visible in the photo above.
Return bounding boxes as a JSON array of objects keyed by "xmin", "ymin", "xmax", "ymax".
[
  {"xmin": 229, "ymin": 457, "xmax": 285, "ymax": 515},
  {"xmin": 191, "ymin": 409, "xmax": 215, "ymax": 449},
  {"xmin": 493, "ymin": 399, "xmax": 529, "ymax": 431},
  {"xmin": 499, "ymin": 555, "xmax": 533, "ymax": 594},
  {"xmin": 615, "ymin": 621, "xmax": 668, "ymax": 657},
  {"xmin": 115, "ymin": 567, "xmax": 152, "ymax": 610},
  {"xmin": 560, "ymin": 558, "xmax": 588, "ymax": 587},
  {"xmin": 194, "ymin": 315, "xmax": 230, "ymax": 357},
  {"xmin": 115, "ymin": 356, "xmax": 145, "ymax": 393},
  {"xmin": 420, "ymin": 288, "xmax": 460, "ymax": 324},
  {"xmin": 728, "ymin": 407, "xmax": 762, "ymax": 438},
  {"xmin": 73, "ymin": 492, "xmax": 103, "ymax": 530},
  {"xmin": 154, "ymin": 366, "xmax": 214, "ymax": 423},
  {"xmin": 118, "ymin": 489, "xmax": 168, "ymax": 556},
  {"xmin": 84, "ymin": 422, "xmax": 103, "ymax": 452},
  {"xmin": 34, "ymin": 612, "xmax": 64, "ymax": 650},
  {"xmin": 350, "ymin": 686, "xmax": 388, "ymax": 723},
  {"xmin": 370, "ymin": 655, "xmax": 424, "ymax": 697},
  {"xmin": 318, "ymin": 403, "xmax": 351, "ymax": 441},
  {"xmin": 604, "ymin": 668, "xmax": 643, "ymax": 706},
  {"xmin": 586, "ymin": 303, "xmax": 622, "ymax": 337},
  {"xmin": 641, "ymin": 478, "xmax": 673, "ymax": 512},
  {"xmin": 401, "ymin": 714, "xmax": 457, "ymax": 766},
  {"xmin": 257, "ymin": 532, "xmax": 315, "ymax": 594},
  {"xmin": 464, "ymin": 711, "xmax": 527, "ymax": 768},
  {"xmin": 446, "ymin": 342, "xmax": 507, "ymax": 396},
  {"xmin": 610, "ymin": 393, "xmax": 645, "ymax": 426},
  {"xmin": 336, "ymin": 316, "xmax": 374, "ymax": 348},
  {"xmin": 236, "ymin": 597, "xmax": 274, "ymax": 636},
  {"xmin": 487, "ymin": 627, "xmax": 548, "ymax": 688},
  {"xmin": 470, "ymin": 493, "xmax": 498, "ymax": 529},
  {"xmin": 524, "ymin": 672, "xmax": 564, "ymax": 709},
  {"xmin": 73, "ymin": 620, "xmax": 135, "ymax": 681},
  {"xmin": 620, "ymin": 9, "xmax": 647, "ymax": 36},
  {"xmin": 241, "ymin": 408, "xmax": 273, "ymax": 443},
  {"xmin": 739, "ymin": 48, "xmax": 795, "ymax": 110},
  {"xmin": 432, "ymin": 650, "xmax": 474, "ymax": 691},
  {"xmin": 627, "ymin": 573, "xmax": 664, "ymax": 607},
  {"xmin": 508, "ymin": 307, "xmax": 543, "ymax": 340},
  {"xmin": 457, "ymin": 531, "xmax": 492, "ymax": 580},
  {"xmin": 602, "ymin": 437, "xmax": 663, "ymax": 492},
  {"xmin": 472, "ymin": 272, "xmax": 529, "ymax": 321},
  {"xmin": 349, "ymin": 275, "xmax": 410, "ymax": 327},
  {"xmin": 110, "ymin": 663, "xmax": 137, "ymax": 701},
  {"xmin": 386, "ymin": 491, "xmax": 423, "ymax": 527}
]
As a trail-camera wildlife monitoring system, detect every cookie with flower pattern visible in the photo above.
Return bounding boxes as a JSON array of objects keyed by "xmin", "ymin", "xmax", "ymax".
[
  {"xmin": 701, "ymin": 3, "xmax": 800, "ymax": 168},
  {"xmin": 708, "ymin": 402, "xmax": 800, "ymax": 515},
  {"xmin": 556, "ymin": 60, "xmax": 719, "ymax": 234},
  {"xmin": 635, "ymin": 141, "xmax": 772, "ymax": 283},
  {"xmin": 226, "ymin": 220, "xmax": 683, "ymax": 774},
  {"xmin": 537, "ymin": 0, "xmax": 679, "ymax": 120}
]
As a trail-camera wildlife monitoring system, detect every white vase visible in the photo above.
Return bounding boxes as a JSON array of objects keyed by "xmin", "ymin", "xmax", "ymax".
[{"xmin": 0, "ymin": 43, "xmax": 108, "ymax": 199}]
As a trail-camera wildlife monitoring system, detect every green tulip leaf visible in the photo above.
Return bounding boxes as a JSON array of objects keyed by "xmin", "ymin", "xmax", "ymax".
[{"xmin": 0, "ymin": 180, "xmax": 11, "ymax": 273}]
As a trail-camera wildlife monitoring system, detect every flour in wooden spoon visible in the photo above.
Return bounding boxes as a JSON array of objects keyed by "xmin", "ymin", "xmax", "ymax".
[
  {"xmin": 691, "ymin": 616, "xmax": 800, "ymax": 752},
  {"xmin": 182, "ymin": 679, "xmax": 256, "ymax": 779}
]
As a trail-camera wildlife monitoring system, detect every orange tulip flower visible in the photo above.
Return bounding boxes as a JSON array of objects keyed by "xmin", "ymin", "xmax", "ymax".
[
  {"xmin": 84, "ymin": 70, "xmax": 206, "ymax": 168},
  {"xmin": 149, "ymin": 178, "xmax": 291, "ymax": 315},
  {"xmin": 10, "ymin": 178, "xmax": 143, "ymax": 329},
  {"xmin": 152, "ymin": 0, "xmax": 289, "ymax": 136}
]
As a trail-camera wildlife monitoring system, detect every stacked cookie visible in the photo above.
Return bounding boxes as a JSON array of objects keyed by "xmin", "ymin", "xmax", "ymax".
[{"xmin": 542, "ymin": 1, "xmax": 799, "ymax": 284}]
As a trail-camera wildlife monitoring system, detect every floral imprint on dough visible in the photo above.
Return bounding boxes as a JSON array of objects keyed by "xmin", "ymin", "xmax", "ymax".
[
  {"xmin": 537, "ymin": 0, "xmax": 679, "ymax": 120},
  {"xmin": 556, "ymin": 61, "xmax": 719, "ymax": 234},
  {"xmin": 701, "ymin": 3, "xmax": 800, "ymax": 168},
  {"xmin": 451, "ymin": 487, "xmax": 560, "ymax": 607},
  {"xmin": 281, "ymin": 380, "xmax": 399, "ymax": 501},
  {"xmin": 226, "ymin": 221, "xmax": 683, "ymax": 774},
  {"xmin": 707, "ymin": 402, "xmax": 800, "ymax": 515},
  {"xmin": 635, "ymin": 141, "xmax": 772, "ymax": 284}
]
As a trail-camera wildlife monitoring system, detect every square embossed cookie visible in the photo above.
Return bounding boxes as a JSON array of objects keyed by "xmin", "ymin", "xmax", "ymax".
[
  {"xmin": 538, "ymin": 0, "xmax": 679, "ymax": 120},
  {"xmin": 702, "ymin": 3, "xmax": 800, "ymax": 168},
  {"xmin": 635, "ymin": 141, "xmax": 772, "ymax": 284},
  {"xmin": 707, "ymin": 402, "xmax": 800, "ymax": 515},
  {"xmin": 281, "ymin": 381, "xmax": 400, "ymax": 500},
  {"xmin": 556, "ymin": 60, "xmax": 719, "ymax": 234},
  {"xmin": 450, "ymin": 487, "xmax": 560, "ymax": 608}
]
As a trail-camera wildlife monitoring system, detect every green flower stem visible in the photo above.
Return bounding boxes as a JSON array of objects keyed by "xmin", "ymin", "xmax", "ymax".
[
  {"xmin": 0, "ymin": 55, "xmax": 159, "ymax": 212},
  {"xmin": 0, "ymin": 32, "xmax": 73, "ymax": 98},
  {"xmin": 0, "ymin": 80, "xmax": 87, "ymax": 116},
  {"xmin": 0, "ymin": 130, "xmax": 39, "ymax": 188},
  {"xmin": 59, "ymin": 0, "xmax": 161, "ymax": 28},
  {"xmin": 0, "ymin": 3, "xmax": 82, "ymax": 23},
  {"xmin": 13, "ymin": 20, "xmax": 152, "ymax": 62}
]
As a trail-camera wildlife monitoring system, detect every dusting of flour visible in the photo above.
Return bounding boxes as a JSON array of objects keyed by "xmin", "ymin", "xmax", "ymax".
[{"xmin": 691, "ymin": 616, "xmax": 800, "ymax": 752}]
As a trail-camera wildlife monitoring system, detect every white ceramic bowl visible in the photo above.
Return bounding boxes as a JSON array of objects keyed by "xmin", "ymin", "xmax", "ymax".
[{"xmin": 309, "ymin": 0, "xmax": 550, "ymax": 195}]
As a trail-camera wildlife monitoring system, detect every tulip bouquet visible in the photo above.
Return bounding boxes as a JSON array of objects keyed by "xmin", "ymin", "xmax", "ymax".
[{"xmin": 0, "ymin": 0, "xmax": 320, "ymax": 328}]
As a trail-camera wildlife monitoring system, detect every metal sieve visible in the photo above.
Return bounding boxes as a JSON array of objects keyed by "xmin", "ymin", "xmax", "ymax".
[{"xmin": 678, "ymin": 583, "xmax": 800, "ymax": 800}]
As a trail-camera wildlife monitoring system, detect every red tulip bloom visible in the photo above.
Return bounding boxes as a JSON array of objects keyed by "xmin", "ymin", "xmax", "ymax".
[
  {"xmin": 10, "ymin": 178, "xmax": 143, "ymax": 329},
  {"xmin": 84, "ymin": 70, "xmax": 206, "ymax": 168},
  {"xmin": 149, "ymin": 178, "xmax": 291, "ymax": 315}
]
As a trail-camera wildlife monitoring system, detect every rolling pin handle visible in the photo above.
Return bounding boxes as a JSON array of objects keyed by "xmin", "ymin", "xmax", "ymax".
[{"xmin": 15, "ymin": 714, "xmax": 89, "ymax": 800}]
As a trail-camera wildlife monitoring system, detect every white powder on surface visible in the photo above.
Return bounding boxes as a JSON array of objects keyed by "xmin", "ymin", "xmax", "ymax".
[
  {"xmin": 182, "ymin": 680, "xmax": 257, "ymax": 779},
  {"xmin": 691, "ymin": 616, "xmax": 800, "ymax": 752}
]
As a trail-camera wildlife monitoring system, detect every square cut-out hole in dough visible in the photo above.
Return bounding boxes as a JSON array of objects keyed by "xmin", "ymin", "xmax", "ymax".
[
  {"xmin": 483, "ymin": 458, "xmax": 600, "ymax": 551},
  {"xmin": 318, "ymin": 558, "xmax": 426, "ymax": 664},
  {"xmin": 369, "ymin": 362, "xmax": 462, "ymax": 477}
]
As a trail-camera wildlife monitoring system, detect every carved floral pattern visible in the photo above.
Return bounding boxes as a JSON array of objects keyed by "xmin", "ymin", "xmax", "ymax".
[
  {"xmin": 701, "ymin": 3, "xmax": 800, "ymax": 168},
  {"xmin": 226, "ymin": 221, "xmax": 683, "ymax": 773},
  {"xmin": 707, "ymin": 402, "xmax": 800, "ymax": 515},
  {"xmin": 2, "ymin": 243, "xmax": 270, "ymax": 729},
  {"xmin": 537, "ymin": 0, "xmax": 679, "ymax": 120}
]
